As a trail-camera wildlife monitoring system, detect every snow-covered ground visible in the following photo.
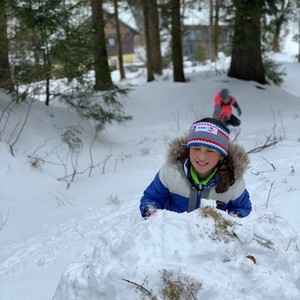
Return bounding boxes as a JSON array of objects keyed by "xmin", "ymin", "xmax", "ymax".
[{"xmin": 1, "ymin": 48, "xmax": 300, "ymax": 299}]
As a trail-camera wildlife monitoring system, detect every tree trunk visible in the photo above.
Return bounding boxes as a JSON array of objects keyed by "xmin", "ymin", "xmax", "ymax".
[
  {"xmin": 209, "ymin": 0, "xmax": 220, "ymax": 61},
  {"xmin": 0, "ymin": 1, "xmax": 15, "ymax": 92},
  {"xmin": 213, "ymin": 0, "xmax": 220, "ymax": 60},
  {"xmin": 228, "ymin": 1, "xmax": 266, "ymax": 84},
  {"xmin": 171, "ymin": 0, "xmax": 185, "ymax": 82},
  {"xmin": 44, "ymin": 50, "xmax": 51, "ymax": 106},
  {"xmin": 114, "ymin": 0, "xmax": 125, "ymax": 80},
  {"xmin": 271, "ymin": 1, "xmax": 291, "ymax": 53},
  {"xmin": 272, "ymin": 20, "xmax": 282, "ymax": 53},
  {"xmin": 143, "ymin": 0, "xmax": 154, "ymax": 82},
  {"xmin": 90, "ymin": 0, "xmax": 114, "ymax": 90},
  {"xmin": 148, "ymin": 0, "xmax": 162, "ymax": 75},
  {"xmin": 299, "ymin": 8, "xmax": 300, "ymax": 63},
  {"xmin": 209, "ymin": 0, "xmax": 215, "ymax": 61}
]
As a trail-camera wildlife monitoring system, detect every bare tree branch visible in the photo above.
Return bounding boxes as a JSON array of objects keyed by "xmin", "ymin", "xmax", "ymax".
[
  {"xmin": 247, "ymin": 135, "xmax": 278, "ymax": 154},
  {"xmin": 266, "ymin": 180, "xmax": 275, "ymax": 208},
  {"xmin": 260, "ymin": 155, "xmax": 276, "ymax": 171},
  {"xmin": 0, "ymin": 207, "xmax": 11, "ymax": 231},
  {"xmin": 9, "ymin": 99, "xmax": 35, "ymax": 156},
  {"xmin": 121, "ymin": 278, "xmax": 155, "ymax": 298}
]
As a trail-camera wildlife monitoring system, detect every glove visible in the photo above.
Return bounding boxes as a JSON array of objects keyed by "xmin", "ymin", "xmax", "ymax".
[
  {"xmin": 144, "ymin": 205, "xmax": 158, "ymax": 218},
  {"xmin": 229, "ymin": 212, "xmax": 238, "ymax": 217},
  {"xmin": 229, "ymin": 211, "xmax": 242, "ymax": 218},
  {"xmin": 220, "ymin": 114, "xmax": 229, "ymax": 122},
  {"xmin": 237, "ymin": 107, "xmax": 242, "ymax": 116}
]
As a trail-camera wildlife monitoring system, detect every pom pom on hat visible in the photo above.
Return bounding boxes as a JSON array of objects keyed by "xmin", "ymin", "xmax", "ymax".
[{"xmin": 187, "ymin": 121, "xmax": 230, "ymax": 157}]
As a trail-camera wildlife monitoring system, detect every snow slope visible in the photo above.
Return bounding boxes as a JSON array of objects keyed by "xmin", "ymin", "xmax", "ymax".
[{"xmin": 0, "ymin": 55, "xmax": 300, "ymax": 300}]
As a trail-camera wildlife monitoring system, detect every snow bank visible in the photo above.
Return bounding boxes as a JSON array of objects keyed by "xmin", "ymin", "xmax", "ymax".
[{"xmin": 53, "ymin": 202, "xmax": 300, "ymax": 300}]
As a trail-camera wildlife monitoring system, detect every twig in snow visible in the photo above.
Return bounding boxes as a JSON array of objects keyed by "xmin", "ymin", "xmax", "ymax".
[
  {"xmin": 285, "ymin": 239, "xmax": 292, "ymax": 251},
  {"xmin": 260, "ymin": 155, "xmax": 276, "ymax": 171},
  {"xmin": 247, "ymin": 135, "xmax": 278, "ymax": 154},
  {"xmin": 266, "ymin": 181, "xmax": 275, "ymax": 208},
  {"xmin": 76, "ymin": 229, "xmax": 85, "ymax": 240},
  {"xmin": 0, "ymin": 207, "xmax": 11, "ymax": 231},
  {"xmin": 122, "ymin": 278, "xmax": 156, "ymax": 298},
  {"xmin": 48, "ymin": 191, "xmax": 73, "ymax": 206},
  {"xmin": 253, "ymin": 235, "xmax": 275, "ymax": 250},
  {"xmin": 171, "ymin": 108, "xmax": 180, "ymax": 132},
  {"xmin": 231, "ymin": 128, "xmax": 241, "ymax": 143},
  {"xmin": 9, "ymin": 99, "xmax": 35, "ymax": 156}
]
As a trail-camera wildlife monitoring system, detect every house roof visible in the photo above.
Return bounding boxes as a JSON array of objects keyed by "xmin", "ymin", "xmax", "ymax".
[
  {"xmin": 64, "ymin": 0, "xmax": 138, "ymax": 33},
  {"xmin": 103, "ymin": 3, "xmax": 138, "ymax": 33}
]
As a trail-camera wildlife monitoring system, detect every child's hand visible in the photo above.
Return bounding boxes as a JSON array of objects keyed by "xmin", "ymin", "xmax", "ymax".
[
  {"xmin": 229, "ymin": 211, "xmax": 238, "ymax": 217},
  {"xmin": 144, "ymin": 205, "xmax": 158, "ymax": 218},
  {"xmin": 149, "ymin": 210, "xmax": 157, "ymax": 217},
  {"xmin": 229, "ymin": 211, "xmax": 242, "ymax": 218}
]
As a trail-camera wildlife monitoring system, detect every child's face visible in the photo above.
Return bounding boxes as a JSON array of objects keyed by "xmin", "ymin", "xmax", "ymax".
[{"xmin": 189, "ymin": 146, "xmax": 223, "ymax": 179}]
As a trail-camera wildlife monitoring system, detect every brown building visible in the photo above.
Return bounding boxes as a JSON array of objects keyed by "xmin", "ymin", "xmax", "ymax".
[{"xmin": 104, "ymin": 12, "xmax": 140, "ymax": 69}]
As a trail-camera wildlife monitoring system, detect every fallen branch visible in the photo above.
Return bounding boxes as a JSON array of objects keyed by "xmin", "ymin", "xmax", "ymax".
[
  {"xmin": 0, "ymin": 207, "xmax": 11, "ymax": 231},
  {"xmin": 253, "ymin": 234, "xmax": 275, "ymax": 250},
  {"xmin": 253, "ymin": 237, "xmax": 275, "ymax": 250},
  {"xmin": 285, "ymin": 239, "xmax": 292, "ymax": 251},
  {"xmin": 122, "ymin": 278, "xmax": 155, "ymax": 298},
  {"xmin": 231, "ymin": 128, "xmax": 241, "ymax": 143},
  {"xmin": 9, "ymin": 99, "xmax": 35, "ymax": 156},
  {"xmin": 247, "ymin": 135, "xmax": 278, "ymax": 154},
  {"xmin": 57, "ymin": 154, "xmax": 113, "ymax": 182},
  {"xmin": 260, "ymin": 155, "xmax": 276, "ymax": 171},
  {"xmin": 266, "ymin": 181, "xmax": 275, "ymax": 208}
]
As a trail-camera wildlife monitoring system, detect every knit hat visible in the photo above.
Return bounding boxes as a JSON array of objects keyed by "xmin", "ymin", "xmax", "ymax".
[
  {"xmin": 220, "ymin": 88, "xmax": 230, "ymax": 100},
  {"xmin": 186, "ymin": 121, "xmax": 230, "ymax": 157}
]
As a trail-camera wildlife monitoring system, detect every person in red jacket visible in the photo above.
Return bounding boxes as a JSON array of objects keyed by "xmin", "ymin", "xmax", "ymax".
[{"xmin": 213, "ymin": 88, "xmax": 242, "ymax": 126}]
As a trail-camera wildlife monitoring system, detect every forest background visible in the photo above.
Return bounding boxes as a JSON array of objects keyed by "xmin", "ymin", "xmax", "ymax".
[{"xmin": 0, "ymin": 0, "xmax": 300, "ymax": 128}]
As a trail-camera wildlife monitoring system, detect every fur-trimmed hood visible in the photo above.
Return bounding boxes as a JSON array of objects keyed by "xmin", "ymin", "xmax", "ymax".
[{"xmin": 166, "ymin": 136, "xmax": 249, "ymax": 179}]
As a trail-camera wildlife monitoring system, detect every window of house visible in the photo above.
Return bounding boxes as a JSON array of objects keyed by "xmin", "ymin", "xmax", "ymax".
[
  {"xmin": 108, "ymin": 37, "xmax": 115, "ymax": 47},
  {"xmin": 110, "ymin": 59, "xmax": 117, "ymax": 68}
]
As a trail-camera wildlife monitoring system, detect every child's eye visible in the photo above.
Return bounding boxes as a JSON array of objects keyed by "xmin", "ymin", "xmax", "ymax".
[{"xmin": 207, "ymin": 149, "xmax": 216, "ymax": 154}]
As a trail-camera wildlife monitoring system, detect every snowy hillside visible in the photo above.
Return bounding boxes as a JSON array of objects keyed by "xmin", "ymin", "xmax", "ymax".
[{"xmin": 0, "ymin": 54, "xmax": 300, "ymax": 299}]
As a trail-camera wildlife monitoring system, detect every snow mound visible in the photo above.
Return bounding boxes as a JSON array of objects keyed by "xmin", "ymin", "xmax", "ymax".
[{"xmin": 53, "ymin": 205, "xmax": 300, "ymax": 300}]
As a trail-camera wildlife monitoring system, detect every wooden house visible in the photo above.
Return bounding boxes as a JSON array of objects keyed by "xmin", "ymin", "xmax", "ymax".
[{"xmin": 104, "ymin": 12, "xmax": 140, "ymax": 69}]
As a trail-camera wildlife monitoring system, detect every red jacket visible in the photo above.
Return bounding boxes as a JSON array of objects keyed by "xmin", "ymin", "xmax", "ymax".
[{"xmin": 213, "ymin": 92, "xmax": 237, "ymax": 120}]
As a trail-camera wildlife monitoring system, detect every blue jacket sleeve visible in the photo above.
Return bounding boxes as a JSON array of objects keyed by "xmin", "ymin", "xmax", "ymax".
[
  {"xmin": 139, "ymin": 172, "xmax": 171, "ymax": 217},
  {"xmin": 222, "ymin": 189, "xmax": 252, "ymax": 217}
]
